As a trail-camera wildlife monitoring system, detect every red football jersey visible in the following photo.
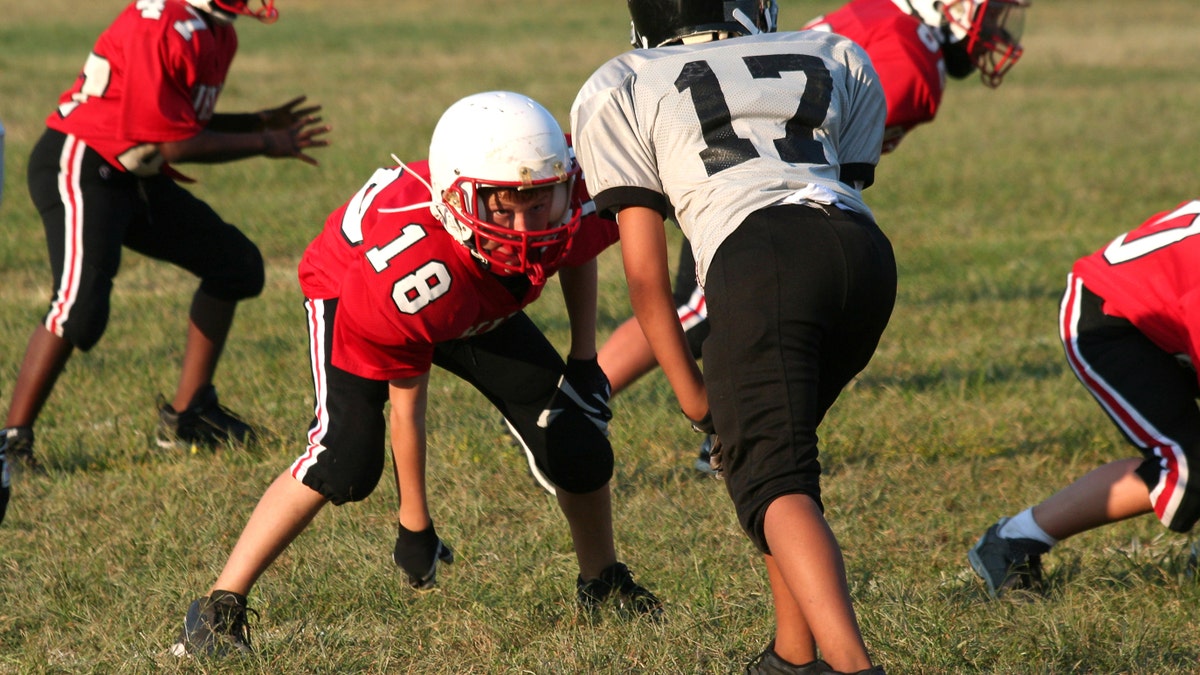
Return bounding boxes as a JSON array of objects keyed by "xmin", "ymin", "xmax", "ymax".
[
  {"xmin": 1071, "ymin": 200, "xmax": 1200, "ymax": 371},
  {"xmin": 803, "ymin": 0, "xmax": 945, "ymax": 152},
  {"xmin": 46, "ymin": 0, "xmax": 237, "ymax": 174},
  {"xmin": 298, "ymin": 160, "xmax": 618, "ymax": 381}
]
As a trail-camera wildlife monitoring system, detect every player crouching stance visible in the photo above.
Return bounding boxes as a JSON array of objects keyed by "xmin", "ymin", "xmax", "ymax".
[
  {"xmin": 171, "ymin": 91, "xmax": 660, "ymax": 657},
  {"xmin": 573, "ymin": 1, "xmax": 893, "ymax": 672}
]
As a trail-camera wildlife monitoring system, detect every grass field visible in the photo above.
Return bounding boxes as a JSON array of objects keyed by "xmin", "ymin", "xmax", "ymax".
[{"xmin": 3, "ymin": 0, "xmax": 1200, "ymax": 672}]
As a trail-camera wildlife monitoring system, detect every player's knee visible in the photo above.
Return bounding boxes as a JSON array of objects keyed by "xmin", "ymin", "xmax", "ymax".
[
  {"xmin": 201, "ymin": 237, "xmax": 264, "ymax": 301},
  {"xmin": 303, "ymin": 449, "xmax": 385, "ymax": 505},
  {"xmin": 738, "ymin": 482, "xmax": 824, "ymax": 555},
  {"xmin": 321, "ymin": 465, "xmax": 384, "ymax": 505},
  {"xmin": 53, "ymin": 295, "xmax": 110, "ymax": 352},
  {"xmin": 542, "ymin": 410, "xmax": 613, "ymax": 494}
]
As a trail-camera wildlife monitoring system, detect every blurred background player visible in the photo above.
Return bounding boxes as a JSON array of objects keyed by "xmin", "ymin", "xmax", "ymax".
[
  {"xmin": 573, "ymin": 1, "xmax": 893, "ymax": 672},
  {"xmin": 0, "ymin": 0, "xmax": 329, "ymax": 480},
  {"xmin": 970, "ymin": 200, "xmax": 1200, "ymax": 599},
  {"xmin": 1, "ymin": 116, "xmax": 7, "ymax": 525},
  {"xmin": 171, "ymin": 92, "xmax": 659, "ymax": 657},
  {"xmin": 596, "ymin": 0, "xmax": 1030, "ymax": 475}
]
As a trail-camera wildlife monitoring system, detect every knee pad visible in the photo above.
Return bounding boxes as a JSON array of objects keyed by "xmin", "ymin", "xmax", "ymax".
[
  {"xmin": 296, "ymin": 443, "xmax": 385, "ymax": 505},
  {"xmin": 200, "ymin": 236, "xmax": 264, "ymax": 302},
  {"xmin": 541, "ymin": 406, "xmax": 614, "ymax": 494},
  {"xmin": 49, "ymin": 268, "xmax": 113, "ymax": 351}
]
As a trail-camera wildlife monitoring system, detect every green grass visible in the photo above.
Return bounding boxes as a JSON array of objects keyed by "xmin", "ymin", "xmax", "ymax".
[{"xmin": 3, "ymin": 0, "xmax": 1200, "ymax": 672}]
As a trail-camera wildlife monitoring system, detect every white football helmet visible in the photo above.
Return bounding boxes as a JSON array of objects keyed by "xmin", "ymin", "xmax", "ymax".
[
  {"xmin": 185, "ymin": 0, "xmax": 278, "ymax": 23},
  {"xmin": 428, "ymin": 91, "xmax": 580, "ymax": 278},
  {"xmin": 893, "ymin": 0, "xmax": 1028, "ymax": 87}
]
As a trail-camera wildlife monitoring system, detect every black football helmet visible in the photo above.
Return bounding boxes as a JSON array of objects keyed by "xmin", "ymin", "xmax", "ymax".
[{"xmin": 628, "ymin": 0, "xmax": 778, "ymax": 48}]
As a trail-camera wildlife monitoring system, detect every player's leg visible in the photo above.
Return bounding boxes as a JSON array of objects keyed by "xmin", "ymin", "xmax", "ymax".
[
  {"xmin": 435, "ymin": 313, "xmax": 615, "ymax": 573},
  {"xmin": 978, "ymin": 281, "xmax": 1200, "ymax": 549},
  {"xmin": 969, "ymin": 279, "xmax": 1200, "ymax": 598},
  {"xmin": 175, "ymin": 291, "xmax": 237, "ymax": 414},
  {"xmin": 5, "ymin": 131, "xmax": 134, "ymax": 468},
  {"xmin": 1046, "ymin": 279, "xmax": 1200, "ymax": 535},
  {"xmin": 1030, "ymin": 458, "xmax": 1151, "ymax": 539},
  {"xmin": 173, "ymin": 298, "xmax": 391, "ymax": 655},
  {"xmin": 5, "ymin": 328, "xmax": 74, "ymax": 431},
  {"xmin": 762, "ymin": 494, "xmax": 865, "ymax": 668},
  {"xmin": 705, "ymin": 205, "xmax": 893, "ymax": 671},
  {"xmin": 434, "ymin": 315, "xmax": 659, "ymax": 612},
  {"xmin": 128, "ymin": 176, "xmax": 264, "ymax": 446},
  {"xmin": 210, "ymin": 470, "xmax": 328, "ymax": 597}
]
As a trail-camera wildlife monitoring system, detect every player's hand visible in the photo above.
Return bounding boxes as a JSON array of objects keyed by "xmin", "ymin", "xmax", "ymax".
[
  {"xmin": 393, "ymin": 522, "xmax": 454, "ymax": 590},
  {"xmin": 262, "ymin": 115, "xmax": 331, "ymax": 166},
  {"xmin": 257, "ymin": 95, "xmax": 322, "ymax": 130},
  {"xmin": 537, "ymin": 357, "xmax": 613, "ymax": 435}
]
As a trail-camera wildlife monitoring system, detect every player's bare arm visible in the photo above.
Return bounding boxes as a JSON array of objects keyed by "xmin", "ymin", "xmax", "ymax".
[
  {"xmin": 558, "ymin": 258, "xmax": 600, "ymax": 360},
  {"xmin": 616, "ymin": 206, "xmax": 707, "ymax": 421},
  {"xmin": 157, "ymin": 114, "xmax": 330, "ymax": 166},
  {"xmin": 389, "ymin": 374, "xmax": 431, "ymax": 533}
]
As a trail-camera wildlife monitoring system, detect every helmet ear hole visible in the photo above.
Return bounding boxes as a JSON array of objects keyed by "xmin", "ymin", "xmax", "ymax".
[{"xmin": 548, "ymin": 182, "xmax": 571, "ymax": 224}]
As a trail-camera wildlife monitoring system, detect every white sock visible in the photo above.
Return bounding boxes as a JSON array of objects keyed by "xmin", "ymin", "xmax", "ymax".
[{"xmin": 999, "ymin": 508, "xmax": 1057, "ymax": 547}]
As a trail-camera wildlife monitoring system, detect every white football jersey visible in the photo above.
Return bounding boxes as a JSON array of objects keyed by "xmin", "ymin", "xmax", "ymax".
[{"xmin": 571, "ymin": 30, "xmax": 885, "ymax": 285}]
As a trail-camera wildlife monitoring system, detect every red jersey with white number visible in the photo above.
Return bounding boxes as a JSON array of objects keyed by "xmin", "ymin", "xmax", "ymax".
[
  {"xmin": 45, "ymin": 0, "xmax": 236, "ymax": 174},
  {"xmin": 1072, "ymin": 200, "xmax": 1200, "ymax": 368},
  {"xmin": 298, "ymin": 160, "xmax": 617, "ymax": 381},
  {"xmin": 803, "ymin": 0, "xmax": 945, "ymax": 153}
]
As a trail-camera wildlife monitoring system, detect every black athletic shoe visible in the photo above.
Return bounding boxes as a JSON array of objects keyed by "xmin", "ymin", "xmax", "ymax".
[
  {"xmin": 744, "ymin": 642, "xmax": 831, "ymax": 675},
  {"xmin": 1, "ymin": 427, "xmax": 44, "ymax": 475},
  {"xmin": 170, "ymin": 591, "xmax": 257, "ymax": 657},
  {"xmin": 157, "ymin": 385, "xmax": 258, "ymax": 452},
  {"xmin": 576, "ymin": 562, "xmax": 662, "ymax": 618},
  {"xmin": 968, "ymin": 517, "xmax": 1050, "ymax": 599},
  {"xmin": 744, "ymin": 644, "xmax": 885, "ymax": 675}
]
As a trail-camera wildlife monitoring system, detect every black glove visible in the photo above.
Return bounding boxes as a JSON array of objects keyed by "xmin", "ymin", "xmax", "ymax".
[
  {"xmin": 686, "ymin": 410, "xmax": 715, "ymax": 435},
  {"xmin": 393, "ymin": 522, "xmax": 454, "ymax": 590},
  {"xmin": 538, "ymin": 357, "xmax": 613, "ymax": 435}
]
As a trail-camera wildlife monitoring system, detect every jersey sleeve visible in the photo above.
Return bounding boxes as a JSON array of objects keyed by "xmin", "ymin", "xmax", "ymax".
[
  {"xmin": 571, "ymin": 58, "xmax": 671, "ymax": 219},
  {"xmin": 832, "ymin": 38, "xmax": 887, "ymax": 187}
]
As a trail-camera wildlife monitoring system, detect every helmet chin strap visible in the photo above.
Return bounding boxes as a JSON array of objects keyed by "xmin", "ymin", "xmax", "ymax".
[{"xmin": 730, "ymin": 8, "xmax": 762, "ymax": 35}]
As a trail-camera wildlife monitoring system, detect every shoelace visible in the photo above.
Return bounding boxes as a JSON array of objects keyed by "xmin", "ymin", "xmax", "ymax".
[{"xmin": 219, "ymin": 604, "xmax": 260, "ymax": 648}]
